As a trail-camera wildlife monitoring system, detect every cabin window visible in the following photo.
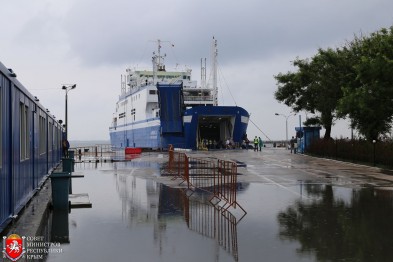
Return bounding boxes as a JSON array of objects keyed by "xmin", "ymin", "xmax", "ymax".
[
  {"xmin": 20, "ymin": 102, "xmax": 30, "ymax": 160},
  {"xmin": 39, "ymin": 114, "xmax": 46, "ymax": 155},
  {"xmin": 0, "ymin": 87, "xmax": 2, "ymax": 168},
  {"xmin": 149, "ymin": 90, "xmax": 156, "ymax": 95},
  {"xmin": 54, "ymin": 124, "xmax": 58, "ymax": 151},
  {"xmin": 58, "ymin": 125, "xmax": 61, "ymax": 150},
  {"xmin": 48, "ymin": 121, "xmax": 53, "ymax": 152}
]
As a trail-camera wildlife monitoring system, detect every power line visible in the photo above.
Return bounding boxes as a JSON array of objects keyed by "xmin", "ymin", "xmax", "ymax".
[
  {"xmin": 29, "ymin": 88, "xmax": 60, "ymax": 91},
  {"xmin": 249, "ymin": 117, "xmax": 272, "ymax": 141},
  {"xmin": 217, "ymin": 62, "xmax": 237, "ymax": 106}
]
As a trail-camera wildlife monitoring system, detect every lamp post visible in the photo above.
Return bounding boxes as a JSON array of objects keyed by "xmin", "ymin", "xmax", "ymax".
[
  {"xmin": 275, "ymin": 112, "xmax": 296, "ymax": 148},
  {"xmin": 62, "ymin": 84, "xmax": 76, "ymax": 141}
]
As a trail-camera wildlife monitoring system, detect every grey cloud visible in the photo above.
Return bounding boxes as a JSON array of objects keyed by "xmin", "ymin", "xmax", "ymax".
[{"xmin": 62, "ymin": 0, "xmax": 393, "ymax": 68}]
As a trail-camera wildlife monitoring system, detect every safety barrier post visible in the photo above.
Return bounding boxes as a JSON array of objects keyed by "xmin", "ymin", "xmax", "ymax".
[{"xmin": 184, "ymin": 155, "xmax": 189, "ymax": 189}]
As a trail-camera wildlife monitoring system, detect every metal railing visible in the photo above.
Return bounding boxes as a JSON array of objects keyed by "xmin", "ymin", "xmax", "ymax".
[
  {"xmin": 186, "ymin": 199, "xmax": 239, "ymax": 261},
  {"xmin": 165, "ymin": 145, "xmax": 246, "ymax": 221},
  {"xmin": 70, "ymin": 144, "xmax": 114, "ymax": 158},
  {"xmin": 163, "ymin": 186, "xmax": 240, "ymax": 261}
]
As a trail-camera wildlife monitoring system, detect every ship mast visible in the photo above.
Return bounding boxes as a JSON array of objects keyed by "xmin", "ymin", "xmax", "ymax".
[
  {"xmin": 212, "ymin": 37, "xmax": 218, "ymax": 106},
  {"xmin": 201, "ymin": 58, "xmax": 206, "ymax": 89},
  {"xmin": 152, "ymin": 39, "xmax": 167, "ymax": 84}
]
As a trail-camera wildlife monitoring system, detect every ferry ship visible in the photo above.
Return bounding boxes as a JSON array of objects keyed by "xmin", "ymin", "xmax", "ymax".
[{"xmin": 109, "ymin": 38, "xmax": 249, "ymax": 150}]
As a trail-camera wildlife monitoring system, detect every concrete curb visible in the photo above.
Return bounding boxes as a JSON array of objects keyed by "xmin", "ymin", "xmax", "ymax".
[{"xmin": 2, "ymin": 178, "xmax": 52, "ymax": 237}]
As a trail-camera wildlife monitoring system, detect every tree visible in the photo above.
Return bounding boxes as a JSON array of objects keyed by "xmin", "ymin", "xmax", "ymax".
[
  {"xmin": 338, "ymin": 27, "xmax": 393, "ymax": 141},
  {"xmin": 275, "ymin": 48, "xmax": 345, "ymax": 139}
]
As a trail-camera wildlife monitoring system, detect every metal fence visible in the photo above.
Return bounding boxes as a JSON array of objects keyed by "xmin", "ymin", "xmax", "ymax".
[
  {"xmin": 165, "ymin": 145, "xmax": 246, "ymax": 218},
  {"xmin": 307, "ymin": 138, "xmax": 393, "ymax": 168},
  {"xmin": 70, "ymin": 144, "xmax": 113, "ymax": 157}
]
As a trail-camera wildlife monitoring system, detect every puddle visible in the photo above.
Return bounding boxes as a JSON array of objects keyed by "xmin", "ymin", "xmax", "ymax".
[{"xmin": 44, "ymin": 161, "xmax": 393, "ymax": 262}]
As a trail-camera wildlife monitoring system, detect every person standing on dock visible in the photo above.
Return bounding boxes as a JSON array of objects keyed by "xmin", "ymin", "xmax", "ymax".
[
  {"xmin": 62, "ymin": 139, "xmax": 70, "ymax": 158},
  {"xmin": 290, "ymin": 136, "xmax": 297, "ymax": 154},
  {"xmin": 253, "ymin": 136, "xmax": 259, "ymax": 152},
  {"xmin": 258, "ymin": 137, "xmax": 263, "ymax": 151}
]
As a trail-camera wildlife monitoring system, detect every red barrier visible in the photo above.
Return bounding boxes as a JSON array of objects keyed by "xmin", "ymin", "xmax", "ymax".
[
  {"xmin": 125, "ymin": 147, "xmax": 142, "ymax": 154},
  {"xmin": 165, "ymin": 145, "xmax": 245, "ymax": 215}
]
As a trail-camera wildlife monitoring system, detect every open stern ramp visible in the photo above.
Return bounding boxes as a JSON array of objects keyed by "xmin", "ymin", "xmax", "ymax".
[{"xmin": 183, "ymin": 106, "xmax": 249, "ymax": 150}]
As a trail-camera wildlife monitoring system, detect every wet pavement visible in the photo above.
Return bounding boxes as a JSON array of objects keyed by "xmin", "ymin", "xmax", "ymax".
[{"xmin": 43, "ymin": 149, "xmax": 393, "ymax": 262}]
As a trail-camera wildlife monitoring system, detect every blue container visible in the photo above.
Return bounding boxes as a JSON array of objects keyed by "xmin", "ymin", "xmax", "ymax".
[
  {"xmin": 50, "ymin": 172, "xmax": 71, "ymax": 210},
  {"xmin": 295, "ymin": 126, "xmax": 321, "ymax": 153}
]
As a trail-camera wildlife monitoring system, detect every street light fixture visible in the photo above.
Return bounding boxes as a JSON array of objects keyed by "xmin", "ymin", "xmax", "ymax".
[
  {"xmin": 62, "ymin": 84, "xmax": 76, "ymax": 141},
  {"xmin": 275, "ymin": 112, "xmax": 296, "ymax": 148}
]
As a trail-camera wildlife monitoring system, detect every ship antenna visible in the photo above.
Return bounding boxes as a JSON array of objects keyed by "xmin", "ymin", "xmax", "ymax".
[
  {"xmin": 157, "ymin": 39, "xmax": 161, "ymax": 66},
  {"xmin": 212, "ymin": 37, "xmax": 218, "ymax": 106},
  {"xmin": 152, "ymin": 39, "xmax": 167, "ymax": 83}
]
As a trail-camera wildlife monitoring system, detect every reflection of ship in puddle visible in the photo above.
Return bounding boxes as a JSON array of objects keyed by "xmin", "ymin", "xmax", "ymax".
[{"xmin": 115, "ymin": 172, "xmax": 247, "ymax": 261}]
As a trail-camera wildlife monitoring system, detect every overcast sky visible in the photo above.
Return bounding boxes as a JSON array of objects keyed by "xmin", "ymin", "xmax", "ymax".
[{"xmin": 1, "ymin": 0, "xmax": 393, "ymax": 142}]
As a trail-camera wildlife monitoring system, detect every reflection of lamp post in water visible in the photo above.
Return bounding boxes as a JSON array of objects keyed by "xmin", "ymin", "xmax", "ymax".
[
  {"xmin": 275, "ymin": 112, "xmax": 296, "ymax": 148},
  {"xmin": 373, "ymin": 140, "xmax": 376, "ymax": 166},
  {"xmin": 62, "ymin": 84, "xmax": 76, "ymax": 140}
]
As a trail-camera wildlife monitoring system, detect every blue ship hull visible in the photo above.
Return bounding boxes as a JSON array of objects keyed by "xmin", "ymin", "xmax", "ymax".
[
  {"xmin": 110, "ymin": 83, "xmax": 249, "ymax": 150},
  {"xmin": 109, "ymin": 105, "xmax": 249, "ymax": 150},
  {"xmin": 110, "ymin": 122, "xmax": 161, "ymax": 149}
]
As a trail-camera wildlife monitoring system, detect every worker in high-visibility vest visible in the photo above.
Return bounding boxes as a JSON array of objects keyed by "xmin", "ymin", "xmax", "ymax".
[{"xmin": 253, "ymin": 136, "xmax": 259, "ymax": 152}]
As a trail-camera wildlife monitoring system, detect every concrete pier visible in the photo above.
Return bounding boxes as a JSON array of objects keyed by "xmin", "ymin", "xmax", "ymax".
[{"xmin": 2, "ymin": 148, "xmax": 393, "ymax": 262}]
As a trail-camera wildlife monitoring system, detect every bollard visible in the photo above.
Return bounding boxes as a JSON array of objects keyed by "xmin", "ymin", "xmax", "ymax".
[
  {"xmin": 68, "ymin": 150, "xmax": 75, "ymax": 160},
  {"xmin": 62, "ymin": 157, "xmax": 74, "ymax": 173},
  {"xmin": 50, "ymin": 172, "xmax": 71, "ymax": 210},
  {"xmin": 62, "ymin": 158, "xmax": 74, "ymax": 193}
]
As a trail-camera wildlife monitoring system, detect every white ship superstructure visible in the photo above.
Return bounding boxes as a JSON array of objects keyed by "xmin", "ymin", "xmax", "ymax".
[{"xmin": 109, "ymin": 39, "xmax": 249, "ymax": 150}]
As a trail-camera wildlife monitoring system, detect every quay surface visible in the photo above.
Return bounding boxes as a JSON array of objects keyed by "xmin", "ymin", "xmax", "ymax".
[{"xmin": 3, "ymin": 148, "xmax": 393, "ymax": 262}]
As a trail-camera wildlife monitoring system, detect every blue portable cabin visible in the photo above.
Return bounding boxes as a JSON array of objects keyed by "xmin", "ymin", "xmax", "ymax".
[
  {"xmin": 295, "ymin": 126, "xmax": 321, "ymax": 153},
  {"xmin": 0, "ymin": 61, "xmax": 64, "ymax": 232}
]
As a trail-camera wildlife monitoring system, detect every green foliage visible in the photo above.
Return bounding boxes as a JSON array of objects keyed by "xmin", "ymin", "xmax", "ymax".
[
  {"xmin": 275, "ymin": 26, "xmax": 393, "ymax": 141},
  {"xmin": 303, "ymin": 117, "xmax": 321, "ymax": 126},
  {"xmin": 339, "ymin": 27, "xmax": 393, "ymax": 140},
  {"xmin": 274, "ymin": 48, "xmax": 345, "ymax": 139}
]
